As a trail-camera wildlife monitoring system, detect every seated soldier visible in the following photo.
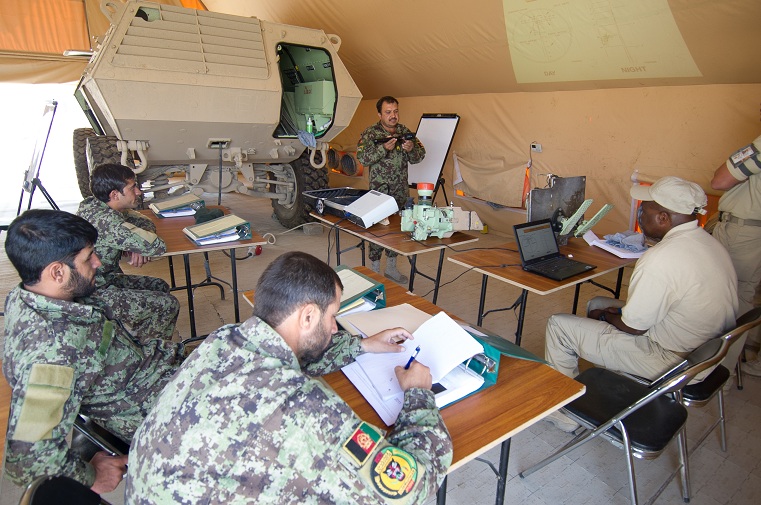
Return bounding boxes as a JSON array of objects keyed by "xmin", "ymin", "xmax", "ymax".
[
  {"xmin": 126, "ymin": 251, "xmax": 452, "ymax": 504},
  {"xmin": 2, "ymin": 210, "xmax": 184, "ymax": 494},
  {"xmin": 77, "ymin": 163, "xmax": 179, "ymax": 341},
  {"xmin": 543, "ymin": 177, "xmax": 738, "ymax": 432}
]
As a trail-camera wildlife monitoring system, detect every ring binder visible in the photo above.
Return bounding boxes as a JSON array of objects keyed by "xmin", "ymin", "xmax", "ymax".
[{"xmin": 464, "ymin": 354, "xmax": 498, "ymax": 376}]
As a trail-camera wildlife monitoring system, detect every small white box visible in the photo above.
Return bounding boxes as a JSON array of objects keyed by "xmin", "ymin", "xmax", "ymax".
[{"xmin": 344, "ymin": 191, "xmax": 399, "ymax": 228}]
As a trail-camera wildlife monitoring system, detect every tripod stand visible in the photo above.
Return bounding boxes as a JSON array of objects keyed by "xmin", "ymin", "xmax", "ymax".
[{"xmin": 16, "ymin": 100, "xmax": 60, "ymax": 215}]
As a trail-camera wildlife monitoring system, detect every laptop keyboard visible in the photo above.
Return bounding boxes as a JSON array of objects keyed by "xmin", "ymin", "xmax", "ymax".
[{"xmin": 533, "ymin": 257, "xmax": 570, "ymax": 273}]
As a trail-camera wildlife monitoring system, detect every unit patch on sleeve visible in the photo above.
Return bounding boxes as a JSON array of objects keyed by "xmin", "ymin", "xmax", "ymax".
[
  {"xmin": 730, "ymin": 143, "xmax": 759, "ymax": 168},
  {"xmin": 370, "ymin": 446, "xmax": 419, "ymax": 499},
  {"xmin": 342, "ymin": 421, "xmax": 384, "ymax": 466}
]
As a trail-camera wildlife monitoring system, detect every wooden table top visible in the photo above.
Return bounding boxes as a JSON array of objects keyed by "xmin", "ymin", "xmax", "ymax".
[
  {"xmin": 448, "ymin": 238, "xmax": 637, "ymax": 295},
  {"xmin": 139, "ymin": 207, "xmax": 267, "ymax": 256},
  {"xmin": 244, "ymin": 267, "xmax": 584, "ymax": 472},
  {"xmin": 310, "ymin": 212, "xmax": 479, "ymax": 257}
]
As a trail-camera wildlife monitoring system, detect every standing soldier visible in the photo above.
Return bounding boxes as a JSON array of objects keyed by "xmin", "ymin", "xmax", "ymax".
[
  {"xmin": 77, "ymin": 163, "xmax": 179, "ymax": 341},
  {"xmin": 711, "ymin": 134, "xmax": 761, "ymax": 375},
  {"xmin": 357, "ymin": 96, "xmax": 425, "ymax": 284}
]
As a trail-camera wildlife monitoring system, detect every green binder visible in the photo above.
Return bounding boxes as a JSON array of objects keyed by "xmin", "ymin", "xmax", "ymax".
[{"xmin": 334, "ymin": 265, "xmax": 386, "ymax": 314}]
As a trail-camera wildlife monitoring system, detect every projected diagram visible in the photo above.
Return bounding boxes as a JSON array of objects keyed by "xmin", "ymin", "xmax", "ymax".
[{"xmin": 504, "ymin": 0, "xmax": 701, "ymax": 83}]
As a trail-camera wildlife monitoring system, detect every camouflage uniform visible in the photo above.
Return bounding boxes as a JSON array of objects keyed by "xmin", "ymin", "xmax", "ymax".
[
  {"xmin": 358, "ymin": 122, "xmax": 425, "ymax": 261},
  {"xmin": 77, "ymin": 196, "xmax": 179, "ymax": 341},
  {"xmin": 126, "ymin": 316, "xmax": 452, "ymax": 504},
  {"xmin": 2, "ymin": 285, "xmax": 184, "ymax": 488}
]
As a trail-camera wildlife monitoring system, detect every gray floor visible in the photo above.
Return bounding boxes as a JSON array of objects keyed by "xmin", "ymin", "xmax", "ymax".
[{"xmin": 1, "ymin": 193, "xmax": 760, "ymax": 504}]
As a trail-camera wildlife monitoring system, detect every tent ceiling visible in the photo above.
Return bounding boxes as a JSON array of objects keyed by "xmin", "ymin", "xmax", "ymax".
[
  {"xmin": 204, "ymin": 0, "xmax": 761, "ymax": 98},
  {"xmin": 2, "ymin": 0, "xmax": 760, "ymax": 92}
]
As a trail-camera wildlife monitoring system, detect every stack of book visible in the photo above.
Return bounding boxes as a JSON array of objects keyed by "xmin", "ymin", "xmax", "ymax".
[
  {"xmin": 182, "ymin": 214, "xmax": 252, "ymax": 246},
  {"xmin": 149, "ymin": 194, "xmax": 205, "ymax": 218}
]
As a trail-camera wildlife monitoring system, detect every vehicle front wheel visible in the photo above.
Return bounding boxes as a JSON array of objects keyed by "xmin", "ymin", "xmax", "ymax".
[{"xmin": 271, "ymin": 150, "xmax": 328, "ymax": 228}]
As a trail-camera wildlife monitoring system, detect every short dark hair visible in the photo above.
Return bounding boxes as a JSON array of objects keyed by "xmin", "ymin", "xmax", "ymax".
[
  {"xmin": 5, "ymin": 210, "xmax": 98, "ymax": 285},
  {"xmin": 253, "ymin": 251, "xmax": 343, "ymax": 328},
  {"xmin": 376, "ymin": 96, "xmax": 398, "ymax": 113},
  {"xmin": 90, "ymin": 163, "xmax": 135, "ymax": 203}
]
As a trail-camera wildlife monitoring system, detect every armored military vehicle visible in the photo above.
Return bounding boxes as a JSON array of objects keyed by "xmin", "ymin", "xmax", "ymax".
[{"xmin": 73, "ymin": 0, "xmax": 361, "ymax": 227}]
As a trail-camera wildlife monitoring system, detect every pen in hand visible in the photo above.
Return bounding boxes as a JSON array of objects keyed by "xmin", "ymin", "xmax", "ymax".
[{"xmin": 404, "ymin": 346, "xmax": 421, "ymax": 370}]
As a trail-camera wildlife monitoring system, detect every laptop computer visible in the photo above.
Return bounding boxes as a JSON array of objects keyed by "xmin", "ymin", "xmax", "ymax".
[{"xmin": 513, "ymin": 219, "xmax": 597, "ymax": 281}]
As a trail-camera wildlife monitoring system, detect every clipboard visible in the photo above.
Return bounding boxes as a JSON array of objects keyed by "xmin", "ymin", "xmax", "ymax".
[
  {"xmin": 149, "ymin": 194, "xmax": 206, "ymax": 217},
  {"xmin": 335, "ymin": 265, "xmax": 386, "ymax": 315},
  {"xmin": 182, "ymin": 214, "xmax": 252, "ymax": 245}
]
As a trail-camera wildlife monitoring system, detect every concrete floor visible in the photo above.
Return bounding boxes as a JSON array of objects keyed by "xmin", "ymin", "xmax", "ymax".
[{"xmin": 2, "ymin": 192, "xmax": 760, "ymax": 504}]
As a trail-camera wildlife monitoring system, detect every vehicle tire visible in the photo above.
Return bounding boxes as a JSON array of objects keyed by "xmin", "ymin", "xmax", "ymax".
[
  {"xmin": 72, "ymin": 128, "xmax": 96, "ymax": 198},
  {"xmin": 72, "ymin": 128, "xmax": 128, "ymax": 198},
  {"xmin": 272, "ymin": 150, "xmax": 328, "ymax": 228}
]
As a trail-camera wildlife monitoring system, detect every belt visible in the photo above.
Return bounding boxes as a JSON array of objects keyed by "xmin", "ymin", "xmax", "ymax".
[{"xmin": 719, "ymin": 212, "xmax": 761, "ymax": 227}]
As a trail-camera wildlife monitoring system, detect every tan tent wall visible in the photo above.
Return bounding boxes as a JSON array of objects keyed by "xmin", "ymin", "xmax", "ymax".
[
  {"xmin": 0, "ymin": 0, "xmax": 206, "ymax": 83},
  {"xmin": 330, "ymin": 84, "xmax": 761, "ymax": 237}
]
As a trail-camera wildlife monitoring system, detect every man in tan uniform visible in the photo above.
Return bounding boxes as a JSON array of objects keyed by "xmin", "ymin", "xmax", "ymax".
[
  {"xmin": 544, "ymin": 177, "xmax": 738, "ymax": 432},
  {"xmin": 711, "ymin": 134, "xmax": 761, "ymax": 375}
]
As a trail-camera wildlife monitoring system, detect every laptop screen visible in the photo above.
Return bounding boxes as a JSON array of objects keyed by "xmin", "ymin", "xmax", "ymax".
[{"xmin": 513, "ymin": 219, "xmax": 561, "ymax": 264}]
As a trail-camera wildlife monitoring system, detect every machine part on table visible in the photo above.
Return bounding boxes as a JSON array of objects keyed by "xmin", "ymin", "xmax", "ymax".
[{"xmin": 401, "ymin": 183, "xmax": 484, "ymax": 241}]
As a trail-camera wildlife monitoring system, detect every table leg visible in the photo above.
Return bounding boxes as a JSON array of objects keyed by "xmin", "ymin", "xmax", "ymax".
[
  {"xmin": 334, "ymin": 227, "xmax": 341, "ymax": 266},
  {"xmin": 515, "ymin": 290, "xmax": 528, "ymax": 347},
  {"xmin": 432, "ymin": 249, "xmax": 445, "ymax": 305},
  {"xmin": 614, "ymin": 267, "xmax": 624, "ymax": 298},
  {"xmin": 572, "ymin": 284, "xmax": 581, "ymax": 314},
  {"xmin": 477, "ymin": 274, "xmax": 488, "ymax": 326},
  {"xmin": 408, "ymin": 255, "xmax": 417, "ymax": 292},
  {"xmin": 183, "ymin": 253, "xmax": 196, "ymax": 340},
  {"xmin": 436, "ymin": 475, "xmax": 448, "ymax": 505},
  {"xmin": 495, "ymin": 439, "xmax": 511, "ymax": 505},
  {"xmin": 168, "ymin": 257, "xmax": 177, "ymax": 288},
  {"xmin": 230, "ymin": 248, "xmax": 240, "ymax": 323},
  {"xmin": 360, "ymin": 239, "xmax": 366, "ymax": 266}
]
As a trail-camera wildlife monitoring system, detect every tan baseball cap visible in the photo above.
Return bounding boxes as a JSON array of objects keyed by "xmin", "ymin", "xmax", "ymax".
[{"xmin": 630, "ymin": 176, "xmax": 707, "ymax": 215}]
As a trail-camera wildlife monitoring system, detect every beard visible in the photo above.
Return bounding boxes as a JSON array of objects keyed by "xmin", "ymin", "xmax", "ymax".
[
  {"xmin": 66, "ymin": 267, "xmax": 97, "ymax": 299},
  {"xmin": 299, "ymin": 324, "xmax": 333, "ymax": 365}
]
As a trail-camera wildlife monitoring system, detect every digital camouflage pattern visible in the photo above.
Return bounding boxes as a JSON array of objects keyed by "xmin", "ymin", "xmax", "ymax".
[
  {"xmin": 77, "ymin": 196, "xmax": 179, "ymax": 340},
  {"xmin": 357, "ymin": 122, "xmax": 425, "ymax": 261},
  {"xmin": 77, "ymin": 197, "xmax": 166, "ymax": 282},
  {"xmin": 2, "ymin": 285, "xmax": 184, "ymax": 488},
  {"xmin": 126, "ymin": 316, "xmax": 452, "ymax": 504}
]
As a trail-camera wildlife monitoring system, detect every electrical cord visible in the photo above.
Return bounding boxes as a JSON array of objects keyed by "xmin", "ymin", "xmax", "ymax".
[{"xmin": 326, "ymin": 217, "xmax": 347, "ymax": 265}]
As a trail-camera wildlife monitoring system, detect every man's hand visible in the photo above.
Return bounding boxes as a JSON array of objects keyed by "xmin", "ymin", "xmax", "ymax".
[
  {"xmin": 383, "ymin": 138, "xmax": 398, "ymax": 151},
  {"xmin": 127, "ymin": 252, "xmax": 151, "ymax": 268},
  {"xmin": 90, "ymin": 452, "xmax": 129, "ymax": 494},
  {"xmin": 360, "ymin": 327, "xmax": 413, "ymax": 354},
  {"xmin": 395, "ymin": 361, "xmax": 432, "ymax": 391},
  {"xmin": 588, "ymin": 307, "xmax": 645, "ymax": 335},
  {"xmin": 587, "ymin": 307, "xmax": 620, "ymax": 321},
  {"xmin": 401, "ymin": 139, "xmax": 414, "ymax": 152}
]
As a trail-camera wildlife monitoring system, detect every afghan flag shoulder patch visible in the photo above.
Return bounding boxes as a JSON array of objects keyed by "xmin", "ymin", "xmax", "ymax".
[{"xmin": 342, "ymin": 421, "xmax": 384, "ymax": 467}]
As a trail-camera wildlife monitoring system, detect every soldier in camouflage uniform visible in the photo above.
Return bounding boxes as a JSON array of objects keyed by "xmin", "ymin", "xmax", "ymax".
[
  {"xmin": 77, "ymin": 163, "xmax": 179, "ymax": 341},
  {"xmin": 357, "ymin": 96, "xmax": 425, "ymax": 285},
  {"xmin": 2, "ymin": 210, "xmax": 184, "ymax": 494},
  {"xmin": 126, "ymin": 251, "xmax": 452, "ymax": 504}
]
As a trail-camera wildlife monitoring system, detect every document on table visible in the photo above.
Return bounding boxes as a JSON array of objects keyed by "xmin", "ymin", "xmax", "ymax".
[
  {"xmin": 355, "ymin": 311, "xmax": 484, "ymax": 400},
  {"xmin": 337, "ymin": 303, "xmax": 431, "ymax": 338},
  {"xmin": 340, "ymin": 306, "xmax": 485, "ymax": 425}
]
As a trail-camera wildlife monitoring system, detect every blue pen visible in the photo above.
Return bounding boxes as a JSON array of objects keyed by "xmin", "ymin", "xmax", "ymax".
[{"xmin": 404, "ymin": 346, "xmax": 421, "ymax": 370}]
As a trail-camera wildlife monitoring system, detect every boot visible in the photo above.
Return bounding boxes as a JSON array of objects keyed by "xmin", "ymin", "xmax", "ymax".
[
  {"xmin": 384, "ymin": 256, "xmax": 408, "ymax": 285},
  {"xmin": 370, "ymin": 259, "xmax": 381, "ymax": 273}
]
